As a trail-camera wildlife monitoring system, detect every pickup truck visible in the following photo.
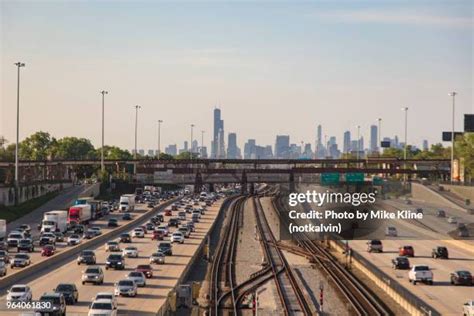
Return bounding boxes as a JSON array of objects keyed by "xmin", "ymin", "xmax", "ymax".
[{"xmin": 409, "ymin": 265, "xmax": 433, "ymax": 285}]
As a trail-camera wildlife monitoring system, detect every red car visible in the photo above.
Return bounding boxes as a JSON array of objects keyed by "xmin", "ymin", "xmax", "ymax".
[
  {"xmin": 41, "ymin": 245, "xmax": 56, "ymax": 257},
  {"xmin": 152, "ymin": 230, "xmax": 165, "ymax": 240},
  {"xmin": 164, "ymin": 209, "xmax": 172, "ymax": 216},
  {"xmin": 399, "ymin": 246, "xmax": 415, "ymax": 257},
  {"xmin": 136, "ymin": 264, "xmax": 153, "ymax": 278}
]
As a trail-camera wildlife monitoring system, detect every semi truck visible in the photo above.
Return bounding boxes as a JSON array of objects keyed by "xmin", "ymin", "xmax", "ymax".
[
  {"xmin": 68, "ymin": 204, "xmax": 92, "ymax": 224},
  {"xmin": 41, "ymin": 210, "xmax": 68, "ymax": 233},
  {"xmin": 119, "ymin": 194, "xmax": 136, "ymax": 212},
  {"xmin": 0, "ymin": 219, "xmax": 6, "ymax": 241}
]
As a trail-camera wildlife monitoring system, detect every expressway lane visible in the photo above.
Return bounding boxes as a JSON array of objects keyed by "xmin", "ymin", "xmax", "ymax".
[{"xmin": 0, "ymin": 198, "xmax": 223, "ymax": 315}]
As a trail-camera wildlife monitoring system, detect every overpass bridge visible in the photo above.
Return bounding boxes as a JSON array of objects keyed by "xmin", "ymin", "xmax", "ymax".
[{"xmin": 0, "ymin": 158, "xmax": 450, "ymax": 192}]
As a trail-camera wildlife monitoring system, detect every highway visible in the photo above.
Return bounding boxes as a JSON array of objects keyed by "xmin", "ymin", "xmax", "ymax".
[{"xmin": 0, "ymin": 198, "xmax": 223, "ymax": 315}]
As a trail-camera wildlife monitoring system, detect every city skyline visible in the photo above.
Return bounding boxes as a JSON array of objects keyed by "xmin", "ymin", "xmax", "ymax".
[{"xmin": 1, "ymin": 1, "xmax": 472, "ymax": 153}]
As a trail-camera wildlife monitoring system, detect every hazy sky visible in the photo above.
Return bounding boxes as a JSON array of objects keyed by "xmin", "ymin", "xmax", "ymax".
[{"xmin": 1, "ymin": 0, "xmax": 472, "ymax": 153}]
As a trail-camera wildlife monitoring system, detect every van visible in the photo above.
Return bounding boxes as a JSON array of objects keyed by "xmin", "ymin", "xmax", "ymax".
[{"xmin": 385, "ymin": 226, "xmax": 398, "ymax": 237}]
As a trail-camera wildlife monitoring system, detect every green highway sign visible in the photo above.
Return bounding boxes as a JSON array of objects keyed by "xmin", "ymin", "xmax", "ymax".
[
  {"xmin": 321, "ymin": 173, "xmax": 340, "ymax": 185},
  {"xmin": 372, "ymin": 176, "xmax": 384, "ymax": 186},
  {"xmin": 345, "ymin": 172, "xmax": 365, "ymax": 183}
]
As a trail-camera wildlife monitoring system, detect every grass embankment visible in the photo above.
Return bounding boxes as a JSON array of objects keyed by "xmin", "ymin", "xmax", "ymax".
[{"xmin": 0, "ymin": 191, "xmax": 59, "ymax": 223}]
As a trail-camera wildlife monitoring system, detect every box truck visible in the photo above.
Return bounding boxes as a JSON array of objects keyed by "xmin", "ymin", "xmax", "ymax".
[
  {"xmin": 119, "ymin": 194, "xmax": 136, "ymax": 212},
  {"xmin": 0, "ymin": 219, "xmax": 6, "ymax": 240},
  {"xmin": 68, "ymin": 204, "xmax": 92, "ymax": 224},
  {"xmin": 41, "ymin": 210, "xmax": 68, "ymax": 233}
]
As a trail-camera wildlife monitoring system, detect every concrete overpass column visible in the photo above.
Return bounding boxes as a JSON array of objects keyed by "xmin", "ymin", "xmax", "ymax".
[
  {"xmin": 289, "ymin": 172, "xmax": 295, "ymax": 192},
  {"xmin": 241, "ymin": 170, "xmax": 248, "ymax": 195},
  {"xmin": 208, "ymin": 183, "xmax": 215, "ymax": 192},
  {"xmin": 194, "ymin": 172, "xmax": 203, "ymax": 194},
  {"xmin": 249, "ymin": 183, "xmax": 255, "ymax": 195}
]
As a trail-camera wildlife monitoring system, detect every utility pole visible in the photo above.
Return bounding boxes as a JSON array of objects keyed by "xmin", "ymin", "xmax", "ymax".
[
  {"xmin": 449, "ymin": 92, "xmax": 457, "ymax": 183},
  {"xmin": 14, "ymin": 62, "xmax": 25, "ymax": 205},
  {"xmin": 356, "ymin": 125, "xmax": 361, "ymax": 160},
  {"xmin": 402, "ymin": 107, "xmax": 409, "ymax": 186},
  {"xmin": 100, "ymin": 90, "xmax": 108, "ymax": 173},
  {"xmin": 201, "ymin": 130, "xmax": 205, "ymax": 158},
  {"xmin": 377, "ymin": 118, "xmax": 382, "ymax": 154},
  {"xmin": 157, "ymin": 120, "xmax": 163, "ymax": 158}
]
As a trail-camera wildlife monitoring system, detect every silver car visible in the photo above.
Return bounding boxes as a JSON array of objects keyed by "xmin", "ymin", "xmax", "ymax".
[
  {"xmin": 126, "ymin": 271, "xmax": 146, "ymax": 287},
  {"xmin": 114, "ymin": 279, "xmax": 137, "ymax": 297},
  {"xmin": 82, "ymin": 266, "xmax": 104, "ymax": 285},
  {"xmin": 149, "ymin": 252, "xmax": 165, "ymax": 264}
]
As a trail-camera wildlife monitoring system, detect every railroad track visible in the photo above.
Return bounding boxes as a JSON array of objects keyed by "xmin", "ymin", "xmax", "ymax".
[
  {"xmin": 253, "ymin": 197, "xmax": 313, "ymax": 315},
  {"xmin": 272, "ymin": 195, "xmax": 392, "ymax": 316},
  {"xmin": 209, "ymin": 196, "xmax": 244, "ymax": 316}
]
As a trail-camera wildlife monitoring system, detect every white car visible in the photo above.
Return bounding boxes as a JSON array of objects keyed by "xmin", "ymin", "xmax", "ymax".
[
  {"xmin": 90, "ymin": 227, "xmax": 102, "ymax": 236},
  {"xmin": 408, "ymin": 265, "xmax": 433, "ymax": 285},
  {"xmin": 92, "ymin": 292, "xmax": 117, "ymax": 309},
  {"xmin": 447, "ymin": 216, "xmax": 458, "ymax": 224},
  {"xmin": 464, "ymin": 300, "xmax": 474, "ymax": 316},
  {"xmin": 122, "ymin": 246, "xmax": 139, "ymax": 258},
  {"xmin": 132, "ymin": 228, "xmax": 145, "ymax": 238},
  {"xmin": 68, "ymin": 234, "xmax": 82, "ymax": 246},
  {"xmin": 7, "ymin": 284, "xmax": 32, "ymax": 302},
  {"xmin": 114, "ymin": 279, "xmax": 137, "ymax": 297},
  {"xmin": 170, "ymin": 232, "xmax": 185, "ymax": 244},
  {"xmin": 88, "ymin": 299, "xmax": 117, "ymax": 316},
  {"xmin": 126, "ymin": 271, "xmax": 146, "ymax": 287}
]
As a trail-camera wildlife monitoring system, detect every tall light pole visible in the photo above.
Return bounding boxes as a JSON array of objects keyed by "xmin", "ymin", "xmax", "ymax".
[
  {"xmin": 157, "ymin": 120, "xmax": 163, "ymax": 158},
  {"xmin": 449, "ymin": 92, "xmax": 457, "ymax": 183},
  {"xmin": 134, "ymin": 105, "xmax": 141, "ymax": 159},
  {"xmin": 401, "ymin": 107, "xmax": 408, "ymax": 160},
  {"xmin": 100, "ymin": 90, "xmax": 108, "ymax": 173},
  {"xmin": 377, "ymin": 118, "xmax": 382, "ymax": 154},
  {"xmin": 14, "ymin": 62, "xmax": 25, "ymax": 203},
  {"xmin": 356, "ymin": 125, "xmax": 361, "ymax": 160},
  {"xmin": 201, "ymin": 130, "xmax": 205, "ymax": 158}
]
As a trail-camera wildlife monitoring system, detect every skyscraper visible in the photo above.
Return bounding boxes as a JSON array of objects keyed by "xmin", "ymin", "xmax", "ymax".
[
  {"xmin": 316, "ymin": 125, "xmax": 325, "ymax": 158},
  {"xmin": 275, "ymin": 135, "xmax": 290, "ymax": 159},
  {"xmin": 217, "ymin": 128, "xmax": 226, "ymax": 158},
  {"xmin": 343, "ymin": 131, "xmax": 351, "ymax": 153},
  {"xmin": 227, "ymin": 133, "xmax": 240, "ymax": 159},
  {"xmin": 370, "ymin": 125, "xmax": 378, "ymax": 153},
  {"xmin": 244, "ymin": 139, "xmax": 256, "ymax": 159},
  {"xmin": 422, "ymin": 140, "xmax": 429, "ymax": 151},
  {"xmin": 211, "ymin": 108, "xmax": 224, "ymax": 158}
]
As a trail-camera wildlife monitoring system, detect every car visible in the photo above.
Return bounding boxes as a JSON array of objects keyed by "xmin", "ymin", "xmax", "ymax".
[
  {"xmin": 170, "ymin": 232, "xmax": 185, "ymax": 244},
  {"xmin": 39, "ymin": 292, "xmax": 67, "ymax": 316},
  {"xmin": 18, "ymin": 224, "xmax": 31, "ymax": 234},
  {"xmin": 0, "ymin": 261, "xmax": 6, "ymax": 276},
  {"xmin": 114, "ymin": 279, "xmax": 137, "ymax": 297},
  {"xmin": 448, "ymin": 216, "xmax": 458, "ymax": 224},
  {"xmin": 168, "ymin": 218, "xmax": 179, "ymax": 227},
  {"xmin": 178, "ymin": 227, "xmax": 191, "ymax": 238},
  {"xmin": 135, "ymin": 264, "xmax": 153, "ymax": 278},
  {"xmin": 385, "ymin": 226, "xmax": 397, "ymax": 237},
  {"xmin": 149, "ymin": 252, "xmax": 165, "ymax": 264},
  {"xmin": 54, "ymin": 283, "xmax": 78, "ymax": 305},
  {"xmin": 415, "ymin": 208, "xmax": 423, "ymax": 214},
  {"xmin": 133, "ymin": 228, "xmax": 145, "ymax": 238},
  {"xmin": 126, "ymin": 271, "xmax": 146, "ymax": 287},
  {"xmin": 83, "ymin": 230, "xmax": 96, "ymax": 239},
  {"xmin": 77, "ymin": 250, "xmax": 96, "ymax": 265},
  {"xmin": 108, "ymin": 218, "xmax": 119, "ymax": 227},
  {"xmin": 0, "ymin": 250, "xmax": 11, "ymax": 263},
  {"xmin": 41, "ymin": 244, "xmax": 56, "ymax": 257},
  {"xmin": 17, "ymin": 239, "xmax": 34, "ymax": 252},
  {"xmin": 88, "ymin": 299, "xmax": 117, "ymax": 316},
  {"xmin": 171, "ymin": 205, "xmax": 178, "ymax": 211},
  {"xmin": 192, "ymin": 213, "xmax": 200, "ymax": 223},
  {"xmin": 105, "ymin": 241, "xmax": 121, "ymax": 252},
  {"xmin": 145, "ymin": 223, "xmax": 155, "ymax": 231},
  {"xmin": 409, "ymin": 265, "xmax": 433, "ymax": 285},
  {"xmin": 68, "ymin": 234, "xmax": 82, "ymax": 245},
  {"xmin": 436, "ymin": 209, "xmax": 446, "ymax": 217},
  {"xmin": 391, "ymin": 256, "xmax": 410, "ymax": 269},
  {"xmin": 82, "ymin": 266, "xmax": 104, "ymax": 285},
  {"xmin": 457, "ymin": 222, "xmax": 467, "ymax": 229},
  {"xmin": 54, "ymin": 232, "xmax": 65, "ymax": 242},
  {"xmin": 152, "ymin": 229, "xmax": 165, "ymax": 240},
  {"xmin": 155, "ymin": 214, "xmax": 164, "ymax": 222},
  {"xmin": 164, "ymin": 209, "xmax": 172, "ymax": 216},
  {"xmin": 186, "ymin": 221, "xmax": 196, "ymax": 232},
  {"xmin": 106, "ymin": 254, "xmax": 125, "ymax": 270},
  {"xmin": 122, "ymin": 246, "xmax": 139, "ymax": 258},
  {"xmin": 459, "ymin": 229, "xmax": 470, "ymax": 237},
  {"xmin": 67, "ymin": 223, "xmax": 85, "ymax": 234},
  {"xmin": 7, "ymin": 284, "xmax": 32, "ymax": 302},
  {"xmin": 7, "ymin": 232, "xmax": 25, "ymax": 248},
  {"xmin": 90, "ymin": 227, "xmax": 102, "ymax": 236},
  {"xmin": 92, "ymin": 292, "xmax": 117, "ymax": 309},
  {"xmin": 122, "ymin": 213, "xmax": 132, "ymax": 220},
  {"xmin": 464, "ymin": 300, "xmax": 474, "ymax": 316},
  {"xmin": 450, "ymin": 270, "xmax": 473, "ymax": 286},
  {"xmin": 432, "ymin": 246, "xmax": 449, "ymax": 259},
  {"xmin": 366, "ymin": 240, "xmax": 383, "ymax": 253},
  {"xmin": 158, "ymin": 242, "xmax": 173, "ymax": 255},
  {"xmin": 11, "ymin": 253, "xmax": 31, "ymax": 268},
  {"xmin": 178, "ymin": 211, "xmax": 187, "ymax": 221},
  {"xmin": 42, "ymin": 232, "xmax": 57, "ymax": 242},
  {"xmin": 399, "ymin": 246, "xmax": 415, "ymax": 257},
  {"xmin": 158, "ymin": 225, "xmax": 169, "ymax": 236},
  {"xmin": 119, "ymin": 233, "xmax": 132, "ymax": 243}
]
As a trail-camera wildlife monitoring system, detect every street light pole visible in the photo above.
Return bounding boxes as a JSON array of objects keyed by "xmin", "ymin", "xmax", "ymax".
[
  {"xmin": 201, "ymin": 130, "xmax": 205, "ymax": 158},
  {"xmin": 190, "ymin": 124, "xmax": 195, "ymax": 156},
  {"xmin": 402, "ymin": 107, "xmax": 408, "ymax": 160},
  {"xmin": 157, "ymin": 120, "xmax": 163, "ymax": 158},
  {"xmin": 449, "ymin": 92, "xmax": 457, "ymax": 183},
  {"xmin": 14, "ymin": 62, "xmax": 25, "ymax": 204},
  {"xmin": 100, "ymin": 90, "xmax": 108, "ymax": 173},
  {"xmin": 134, "ymin": 105, "xmax": 141, "ymax": 159}
]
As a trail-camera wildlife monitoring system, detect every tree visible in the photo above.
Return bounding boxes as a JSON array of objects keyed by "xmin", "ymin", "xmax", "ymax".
[
  {"xmin": 52, "ymin": 137, "xmax": 97, "ymax": 160},
  {"xmin": 158, "ymin": 153, "xmax": 175, "ymax": 160},
  {"xmin": 97, "ymin": 146, "xmax": 133, "ymax": 160},
  {"xmin": 19, "ymin": 131, "xmax": 56, "ymax": 160},
  {"xmin": 455, "ymin": 133, "xmax": 474, "ymax": 181},
  {"xmin": 176, "ymin": 152, "xmax": 199, "ymax": 160}
]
